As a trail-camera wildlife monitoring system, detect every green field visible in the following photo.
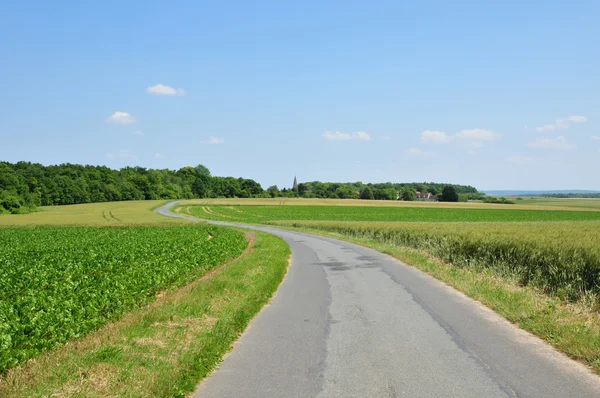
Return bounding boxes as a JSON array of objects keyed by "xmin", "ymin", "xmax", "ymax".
[
  {"xmin": 0, "ymin": 225, "xmax": 247, "ymax": 372},
  {"xmin": 3, "ymin": 197, "xmax": 600, "ymax": 389},
  {"xmin": 178, "ymin": 198, "xmax": 600, "ymax": 373},
  {"xmin": 184, "ymin": 204, "xmax": 600, "ymax": 223},
  {"xmin": 0, "ymin": 200, "xmax": 185, "ymax": 227},
  {"xmin": 180, "ymin": 200, "xmax": 600, "ymax": 303},
  {"xmin": 510, "ymin": 197, "xmax": 600, "ymax": 210},
  {"xmin": 0, "ymin": 200, "xmax": 291, "ymax": 398}
]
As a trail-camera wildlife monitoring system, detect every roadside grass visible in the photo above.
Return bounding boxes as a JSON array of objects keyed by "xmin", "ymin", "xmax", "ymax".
[
  {"xmin": 274, "ymin": 224, "xmax": 600, "ymax": 373},
  {"xmin": 0, "ymin": 200, "xmax": 186, "ymax": 227},
  {"xmin": 0, "ymin": 231, "xmax": 290, "ymax": 397}
]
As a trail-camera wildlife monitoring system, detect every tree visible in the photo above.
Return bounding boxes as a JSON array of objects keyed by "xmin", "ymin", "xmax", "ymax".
[
  {"xmin": 440, "ymin": 185, "xmax": 459, "ymax": 202},
  {"xmin": 239, "ymin": 178, "xmax": 263, "ymax": 196},
  {"xmin": 297, "ymin": 183, "xmax": 307, "ymax": 196},
  {"xmin": 194, "ymin": 164, "xmax": 211, "ymax": 178},
  {"xmin": 335, "ymin": 186, "xmax": 358, "ymax": 199},
  {"xmin": 401, "ymin": 187, "xmax": 417, "ymax": 201},
  {"xmin": 374, "ymin": 188, "xmax": 398, "ymax": 201},
  {"xmin": 267, "ymin": 185, "xmax": 280, "ymax": 198},
  {"xmin": 359, "ymin": 186, "xmax": 374, "ymax": 200}
]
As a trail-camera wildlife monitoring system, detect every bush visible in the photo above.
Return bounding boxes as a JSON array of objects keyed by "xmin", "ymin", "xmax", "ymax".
[
  {"xmin": 483, "ymin": 196, "xmax": 515, "ymax": 205},
  {"xmin": 0, "ymin": 193, "xmax": 23, "ymax": 214}
]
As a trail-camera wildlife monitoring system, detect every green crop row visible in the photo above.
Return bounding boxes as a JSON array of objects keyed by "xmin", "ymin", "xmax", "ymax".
[
  {"xmin": 0, "ymin": 225, "xmax": 247, "ymax": 372},
  {"xmin": 186, "ymin": 205, "xmax": 600, "ymax": 223},
  {"xmin": 271, "ymin": 220, "xmax": 600, "ymax": 305}
]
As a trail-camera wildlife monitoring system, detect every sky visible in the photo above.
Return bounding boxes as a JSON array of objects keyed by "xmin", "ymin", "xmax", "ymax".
[{"xmin": 1, "ymin": 1, "xmax": 598, "ymax": 191}]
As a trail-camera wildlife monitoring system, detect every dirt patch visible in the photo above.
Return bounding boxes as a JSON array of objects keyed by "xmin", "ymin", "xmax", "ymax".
[
  {"xmin": 134, "ymin": 338, "xmax": 167, "ymax": 348},
  {"xmin": 51, "ymin": 364, "xmax": 119, "ymax": 398}
]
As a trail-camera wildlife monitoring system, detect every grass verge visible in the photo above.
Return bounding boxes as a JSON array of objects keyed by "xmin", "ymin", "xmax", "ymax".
[
  {"xmin": 0, "ymin": 231, "xmax": 290, "ymax": 397},
  {"xmin": 276, "ymin": 225, "xmax": 600, "ymax": 374}
]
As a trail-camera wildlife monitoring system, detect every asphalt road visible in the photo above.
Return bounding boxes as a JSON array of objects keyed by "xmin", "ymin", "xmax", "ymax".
[{"xmin": 155, "ymin": 202, "xmax": 600, "ymax": 397}]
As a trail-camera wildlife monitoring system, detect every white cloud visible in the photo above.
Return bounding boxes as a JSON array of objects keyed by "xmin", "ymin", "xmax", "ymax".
[
  {"xmin": 456, "ymin": 128, "xmax": 500, "ymax": 147},
  {"xmin": 591, "ymin": 135, "xmax": 600, "ymax": 141},
  {"xmin": 146, "ymin": 84, "xmax": 186, "ymax": 96},
  {"xmin": 569, "ymin": 115, "xmax": 588, "ymax": 123},
  {"xmin": 106, "ymin": 112, "xmax": 136, "ymax": 124},
  {"xmin": 154, "ymin": 153, "xmax": 162, "ymax": 159},
  {"xmin": 421, "ymin": 128, "xmax": 499, "ymax": 147},
  {"xmin": 508, "ymin": 156, "xmax": 534, "ymax": 165},
  {"xmin": 133, "ymin": 130, "xmax": 144, "ymax": 136},
  {"xmin": 105, "ymin": 150, "xmax": 137, "ymax": 159},
  {"xmin": 420, "ymin": 130, "xmax": 452, "ymax": 144},
  {"xmin": 535, "ymin": 115, "xmax": 587, "ymax": 132},
  {"xmin": 405, "ymin": 148, "xmax": 431, "ymax": 156},
  {"xmin": 527, "ymin": 136, "xmax": 576, "ymax": 150},
  {"xmin": 202, "ymin": 137, "xmax": 224, "ymax": 145},
  {"xmin": 322, "ymin": 131, "xmax": 371, "ymax": 141},
  {"xmin": 456, "ymin": 128, "xmax": 500, "ymax": 142}
]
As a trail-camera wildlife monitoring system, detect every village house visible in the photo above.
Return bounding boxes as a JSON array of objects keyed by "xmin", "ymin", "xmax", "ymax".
[{"xmin": 415, "ymin": 191, "xmax": 438, "ymax": 201}]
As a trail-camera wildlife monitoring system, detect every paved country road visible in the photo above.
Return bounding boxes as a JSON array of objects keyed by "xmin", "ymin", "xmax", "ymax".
[{"xmin": 155, "ymin": 202, "xmax": 600, "ymax": 397}]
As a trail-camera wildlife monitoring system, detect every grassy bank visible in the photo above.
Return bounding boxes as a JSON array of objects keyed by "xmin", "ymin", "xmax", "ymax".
[
  {"xmin": 273, "ymin": 223, "xmax": 600, "ymax": 373},
  {"xmin": 0, "ymin": 231, "xmax": 290, "ymax": 397}
]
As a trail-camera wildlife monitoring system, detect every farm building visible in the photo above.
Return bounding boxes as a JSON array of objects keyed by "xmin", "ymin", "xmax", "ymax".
[{"xmin": 415, "ymin": 191, "xmax": 438, "ymax": 201}]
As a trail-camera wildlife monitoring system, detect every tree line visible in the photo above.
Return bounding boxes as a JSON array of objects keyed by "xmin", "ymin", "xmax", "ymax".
[
  {"xmin": 271, "ymin": 181, "xmax": 481, "ymax": 202},
  {"xmin": 0, "ymin": 161, "xmax": 483, "ymax": 214},
  {"xmin": 0, "ymin": 162, "xmax": 264, "ymax": 214}
]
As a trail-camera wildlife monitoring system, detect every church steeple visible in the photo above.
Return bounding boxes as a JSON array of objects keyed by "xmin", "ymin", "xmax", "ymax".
[{"xmin": 292, "ymin": 176, "xmax": 298, "ymax": 191}]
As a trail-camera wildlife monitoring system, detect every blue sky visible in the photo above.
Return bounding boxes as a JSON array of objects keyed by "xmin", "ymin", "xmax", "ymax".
[{"xmin": 1, "ymin": 1, "xmax": 598, "ymax": 190}]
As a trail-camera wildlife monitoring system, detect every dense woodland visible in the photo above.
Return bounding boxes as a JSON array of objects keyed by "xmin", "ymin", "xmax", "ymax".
[{"xmin": 0, "ymin": 161, "xmax": 482, "ymax": 214}]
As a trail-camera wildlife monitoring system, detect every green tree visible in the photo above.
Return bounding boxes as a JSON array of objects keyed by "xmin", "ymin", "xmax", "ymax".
[
  {"xmin": 267, "ymin": 185, "xmax": 280, "ymax": 198},
  {"xmin": 194, "ymin": 164, "xmax": 211, "ymax": 178},
  {"xmin": 297, "ymin": 183, "xmax": 307, "ymax": 196},
  {"xmin": 335, "ymin": 186, "xmax": 358, "ymax": 199},
  {"xmin": 374, "ymin": 188, "xmax": 398, "ymax": 200},
  {"xmin": 440, "ymin": 185, "xmax": 459, "ymax": 202},
  {"xmin": 401, "ymin": 187, "xmax": 417, "ymax": 201},
  {"xmin": 360, "ymin": 186, "xmax": 374, "ymax": 200}
]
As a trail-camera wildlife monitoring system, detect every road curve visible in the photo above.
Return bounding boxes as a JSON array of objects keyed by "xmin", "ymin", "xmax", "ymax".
[{"xmin": 155, "ymin": 202, "xmax": 600, "ymax": 397}]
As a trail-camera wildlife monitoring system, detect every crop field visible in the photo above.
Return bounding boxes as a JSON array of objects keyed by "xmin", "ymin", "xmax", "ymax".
[
  {"xmin": 0, "ymin": 225, "xmax": 247, "ymax": 372},
  {"xmin": 272, "ymin": 220, "xmax": 600, "ymax": 302},
  {"xmin": 0, "ymin": 200, "xmax": 185, "ymax": 227},
  {"xmin": 512, "ymin": 197, "xmax": 600, "ymax": 210},
  {"xmin": 179, "ymin": 199, "xmax": 600, "ymax": 305},
  {"xmin": 184, "ymin": 197, "xmax": 600, "ymax": 211},
  {"xmin": 181, "ymin": 204, "xmax": 600, "ymax": 223}
]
